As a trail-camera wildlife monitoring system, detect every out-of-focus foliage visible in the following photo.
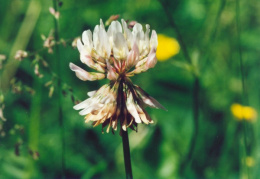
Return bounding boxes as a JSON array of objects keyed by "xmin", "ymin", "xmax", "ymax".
[{"xmin": 0, "ymin": 0, "xmax": 259, "ymax": 178}]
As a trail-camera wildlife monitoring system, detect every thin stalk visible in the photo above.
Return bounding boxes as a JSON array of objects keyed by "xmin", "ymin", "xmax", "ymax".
[
  {"xmin": 201, "ymin": 0, "xmax": 226, "ymax": 70},
  {"xmin": 158, "ymin": 0, "xmax": 200, "ymax": 176},
  {"xmin": 52, "ymin": 0, "xmax": 65, "ymax": 177},
  {"xmin": 26, "ymin": 76, "xmax": 42, "ymax": 178},
  {"xmin": 158, "ymin": 0, "xmax": 192, "ymax": 64},
  {"xmin": 179, "ymin": 77, "xmax": 199, "ymax": 175},
  {"xmin": 122, "ymin": 130, "xmax": 133, "ymax": 179},
  {"xmin": 118, "ymin": 79, "xmax": 133, "ymax": 179},
  {"xmin": 235, "ymin": 0, "xmax": 250, "ymax": 178},
  {"xmin": 1, "ymin": 0, "xmax": 41, "ymax": 91},
  {"xmin": 235, "ymin": 0, "xmax": 247, "ymax": 104}
]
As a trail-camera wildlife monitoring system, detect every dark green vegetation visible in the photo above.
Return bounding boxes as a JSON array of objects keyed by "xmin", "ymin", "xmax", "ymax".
[{"xmin": 0, "ymin": 0, "xmax": 259, "ymax": 178}]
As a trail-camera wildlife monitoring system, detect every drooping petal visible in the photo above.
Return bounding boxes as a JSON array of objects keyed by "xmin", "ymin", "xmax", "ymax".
[
  {"xmin": 122, "ymin": 118, "xmax": 127, "ymax": 131},
  {"xmin": 69, "ymin": 63, "xmax": 105, "ymax": 81},
  {"xmin": 136, "ymin": 105, "xmax": 149, "ymax": 124},
  {"xmin": 73, "ymin": 98, "xmax": 92, "ymax": 110},
  {"xmin": 135, "ymin": 85, "xmax": 167, "ymax": 110},
  {"xmin": 126, "ymin": 91, "xmax": 142, "ymax": 123},
  {"xmin": 79, "ymin": 103, "xmax": 104, "ymax": 115},
  {"xmin": 87, "ymin": 90, "xmax": 96, "ymax": 97}
]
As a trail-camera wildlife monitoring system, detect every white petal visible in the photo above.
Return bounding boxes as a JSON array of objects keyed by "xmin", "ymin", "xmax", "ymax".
[
  {"xmin": 133, "ymin": 23, "xmax": 143, "ymax": 35},
  {"xmin": 80, "ymin": 53, "xmax": 94, "ymax": 66},
  {"xmin": 135, "ymin": 57, "xmax": 147, "ymax": 68},
  {"xmin": 150, "ymin": 30, "xmax": 158, "ymax": 49},
  {"xmin": 145, "ymin": 47, "xmax": 157, "ymax": 69},
  {"xmin": 69, "ymin": 63, "xmax": 91, "ymax": 81},
  {"xmin": 73, "ymin": 98, "xmax": 92, "ymax": 110},
  {"xmin": 134, "ymin": 31, "xmax": 145, "ymax": 54},
  {"xmin": 107, "ymin": 21, "xmax": 122, "ymax": 35},
  {"xmin": 87, "ymin": 90, "xmax": 96, "ymax": 97},
  {"xmin": 77, "ymin": 39, "xmax": 83, "ymax": 52},
  {"xmin": 82, "ymin": 30, "xmax": 93, "ymax": 50},
  {"xmin": 126, "ymin": 42, "xmax": 139, "ymax": 69},
  {"xmin": 80, "ymin": 53, "xmax": 105, "ymax": 73},
  {"xmin": 145, "ymin": 24, "xmax": 150, "ymax": 42},
  {"xmin": 69, "ymin": 63, "xmax": 105, "ymax": 81},
  {"xmin": 113, "ymin": 32, "xmax": 128, "ymax": 60},
  {"xmin": 136, "ymin": 105, "xmax": 149, "ymax": 124},
  {"xmin": 100, "ymin": 19, "xmax": 105, "ymax": 29},
  {"xmin": 97, "ymin": 28, "xmax": 111, "ymax": 59},
  {"xmin": 93, "ymin": 25, "xmax": 100, "ymax": 50},
  {"xmin": 141, "ymin": 24, "xmax": 150, "ymax": 56},
  {"xmin": 79, "ymin": 103, "xmax": 104, "ymax": 115},
  {"xmin": 121, "ymin": 19, "xmax": 128, "ymax": 33},
  {"xmin": 107, "ymin": 21, "xmax": 123, "ymax": 47},
  {"xmin": 121, "ymin": 19, "xmax": 133, "ymax": 49}
]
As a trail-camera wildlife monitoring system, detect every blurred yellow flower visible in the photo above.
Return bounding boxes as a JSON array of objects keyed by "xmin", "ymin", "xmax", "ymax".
[
  {"xmin": 230, "ymin": 103, "xmax": 257, "ymax": 121},
  {"xmin": 156, "ymin": 34, "xmax": 180, "ymax": 61},
  {"xmin": 245, "ymin": 156, "xmax": 255, "ymax": 167}
]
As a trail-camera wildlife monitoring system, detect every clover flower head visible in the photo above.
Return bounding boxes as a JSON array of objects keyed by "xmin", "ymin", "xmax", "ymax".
[{"xmin": 70, "ymin": 19, "xmax": 166, "ymax": 133}]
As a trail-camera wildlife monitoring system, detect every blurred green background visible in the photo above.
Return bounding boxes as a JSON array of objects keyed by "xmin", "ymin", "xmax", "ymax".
[{"xmin": 0, "ymin": 0, "xmax": 260, "ymax": 178}]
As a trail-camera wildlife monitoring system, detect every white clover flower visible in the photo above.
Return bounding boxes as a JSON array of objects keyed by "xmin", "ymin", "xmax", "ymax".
[{"xmin": 70, "ymin": 19, "xmax": 165, "ymax": 133}]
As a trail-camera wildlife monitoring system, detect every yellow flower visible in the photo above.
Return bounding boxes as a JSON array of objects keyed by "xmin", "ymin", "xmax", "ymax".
[
  {"xmin": 156, "ymin": 34, "xmax": 180, "ymax": 61},
  {"xmin": 245, "ymin": 156, "xmax": 255, "ymax": 167},
  {"xmin": 230, "ymin": 103, "xmax": 257, "ymax": 121}
]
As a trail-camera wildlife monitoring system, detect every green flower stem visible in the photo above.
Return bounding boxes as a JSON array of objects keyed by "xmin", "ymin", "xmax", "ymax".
[
  {"xmin": 235, "ymin": 0, "xmax": 250, "ymax": 178},
  {"xmin": 26, "ymin": 77, "xmax": 42, "ymax": 178},
  {"xmin": 122, "ymin": 130, "xmax": 133, "ymax": 179},
  {"xmin": 179, "ymin": 77, "xmax": 199, "ymax": 175},
  {"xmin": 52, "ymin": 0, "xmax": 65, "ymax": 177},
  {"xmin": 159, "ymin": 0, "xmax": 200, "ymax": 176},
  {"xmin": 1, "ymin": 0, "xmax": 41, "ymax": 91},
  {"xmin": 158, "ymin": 0, "xmax": 191, "ymax": 64}
]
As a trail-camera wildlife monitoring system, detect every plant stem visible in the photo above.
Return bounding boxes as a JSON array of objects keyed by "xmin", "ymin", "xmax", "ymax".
[
  {"xmin": 122, "ymin": 130, "xmax": 133, "ymax": 179},
  {"xmin": 179, "ymin": 77, "xmax": 199, "ymax": 175},
  {"xmin": 1, "ymin": 0, "xmax": 41, "ymax": 91},
  {"xmin": 52, "ymin": 0, "xmax": 65, "ymax": 177},
  {"xmin": 158, "ymin": 0, "xmax": 191, "ymax": 64},
  {"xmin": 159, "ymin": 0, "xmax": 200, "ymax": 176},
  {"xmin": 235, "ymin": 0, "xmax": 250, "ymax": 178}
]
